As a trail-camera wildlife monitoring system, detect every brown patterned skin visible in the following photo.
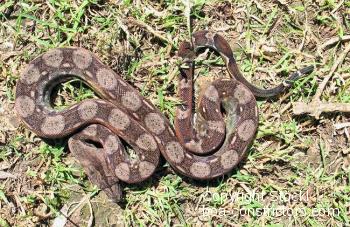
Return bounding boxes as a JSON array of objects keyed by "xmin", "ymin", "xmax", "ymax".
[
  {"xmin": 15, "ymin": 31, "xmax": 313, "ymax": 201},
  {"xmin": 68, "ymin": 125, "xmax": 123, "ymax": 202}
]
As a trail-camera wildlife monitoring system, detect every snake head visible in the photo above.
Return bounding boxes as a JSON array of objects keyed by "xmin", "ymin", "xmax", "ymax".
[
  {"xmin": 178, "ymin": 41, "xmax": 195, "ymax": 60},
  {"xmin": 100, "ymin": 179, "xmax": 123, "ymax": 203},
  {"xmin": 68, "ymin": 136, "xmax": 123, "ymax": 203}
]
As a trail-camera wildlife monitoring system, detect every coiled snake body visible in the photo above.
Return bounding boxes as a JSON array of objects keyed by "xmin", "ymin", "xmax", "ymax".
[{"xmin": 15, "ymin": 30, "xmax": 313, "ymax": 201}]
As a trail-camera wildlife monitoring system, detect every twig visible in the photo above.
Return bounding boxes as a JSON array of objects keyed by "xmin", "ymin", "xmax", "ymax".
[
  {"xmin": 0, "ymin": 170, "xmax": 17, "ymax": 179},
  {"xmin": 313, "ymin": 42, "xmax": 350, "ymax": 102},
  {"xmin": 52, "ymin": 193, "xmax": 94, "ymax": 227},
  {"xmin": 124, "ymin": 18, "xmax": 172, "ymax": 45},
  {"xmin": 334, "ymin": 122, "xmax": 350, "ymax": 130},
  {"xmin": 266, "ymin": 16, "xmax": 280, "ymax": 37},
  {"xmin": 293, "ymin": 39, "xmax": 350, "ymax": 118},
  {"xmin": 280, "ymin": 102, "xmax": 292, "ymax": 114},
  {"xmin": 331, "ymin": 0, "xmax": 344, "ymax": 14},
  {"xmin": 293, "ymin": 102, "xmax": 350, "ymax": 118},
  {"xmin": 318, "ymin": 35, "xmax": 350, "ymax": 53},
  {"xmin": 87, "ymin": 199, "xmax": 94, "ymax": 227}
]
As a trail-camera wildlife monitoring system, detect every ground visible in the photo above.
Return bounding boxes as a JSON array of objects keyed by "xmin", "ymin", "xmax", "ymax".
[{"xmin": 0, "ymin": 0, "xmax": 350, "ymax": 226}]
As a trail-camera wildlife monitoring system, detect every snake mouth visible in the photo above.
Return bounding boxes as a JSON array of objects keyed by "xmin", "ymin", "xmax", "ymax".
[{"xmin": 82, "ymin": 138, "xmax": 104, "ymax": 149}]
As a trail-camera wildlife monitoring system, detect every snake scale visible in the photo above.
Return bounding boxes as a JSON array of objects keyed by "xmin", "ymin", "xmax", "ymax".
[{"xmin": 15, "ymin": 30, "xmax": 314, "ymax": 201}]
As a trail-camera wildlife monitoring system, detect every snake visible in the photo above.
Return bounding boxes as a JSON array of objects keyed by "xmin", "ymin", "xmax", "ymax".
[{"xmin": 14, "ymin": 30, "xmax": 314, "ymax": 201}]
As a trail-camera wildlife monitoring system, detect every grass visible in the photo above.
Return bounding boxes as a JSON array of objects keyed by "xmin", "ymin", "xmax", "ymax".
[{"xmin": 0, "ymin": 0, "xmax": 350, "ymax": 226}]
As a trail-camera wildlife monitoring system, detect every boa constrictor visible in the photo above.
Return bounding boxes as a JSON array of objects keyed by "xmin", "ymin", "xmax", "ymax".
[{"xmin": 15, "ymin": 30, "xmax": 313, "ymax": 201}]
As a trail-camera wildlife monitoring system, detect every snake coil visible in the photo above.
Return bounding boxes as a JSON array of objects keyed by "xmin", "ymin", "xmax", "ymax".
[{"xmin": 15, "ymin": 30, "xmax": 313, "ymax": 201}]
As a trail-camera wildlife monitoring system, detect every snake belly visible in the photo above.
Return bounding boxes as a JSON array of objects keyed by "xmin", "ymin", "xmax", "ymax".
[{"xmin": 15, "ymin": 30, "xmax": 312, "ymax": 199}]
